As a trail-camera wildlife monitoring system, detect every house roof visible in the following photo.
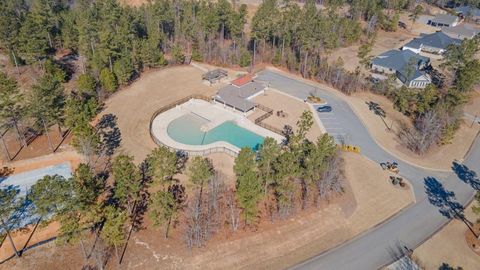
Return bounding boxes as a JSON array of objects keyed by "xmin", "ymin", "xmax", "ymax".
[
  {"xmin": 442, "ymin": 24, "xmax": 480, "ymax": 39},
  {"xmin": 372, "ymin": 50, "xmax": 430, "ymax": 73},
  {"xmin": 455, "ymin": 6, "xmax": 480, "ymax": 17},
  {"xmin": 403, "ymin": 39, "xmax": 423, "ymax": 49},
  {"xmin": 429, "ymin": 14, "xmax": 459, "ymax": 25},
  {"xmin": 405, "ymin": 32, "xmax": 462, "ymax": 50},
  {"xmin": 231, "ymin": 74, "xmax": 254, "ymax": 87},
  {"xmin": 403, "ymin": 69, "xmax": 431, "ymax": 84},
  {"xmin": 214, "ymin": 81, "xmax": 265, "ymax": 112}
]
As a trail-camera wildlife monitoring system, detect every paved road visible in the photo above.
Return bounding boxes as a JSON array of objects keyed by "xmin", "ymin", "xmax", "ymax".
[{"xmin": 256, "ymin": 70, "xmax": 479, "ymax": 269}]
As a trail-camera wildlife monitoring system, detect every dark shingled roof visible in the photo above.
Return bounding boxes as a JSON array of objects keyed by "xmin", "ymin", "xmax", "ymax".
[
  {"xmin": 214, "ymin": 81, "xmax": 265, "ymax": 112},
  {"xmin": 404, "ymin": 32, "xmax": 461, "ymax": 51},
  {"xmin": 372, "ymin": 49, "xmax": 429, "ymax": 73}
]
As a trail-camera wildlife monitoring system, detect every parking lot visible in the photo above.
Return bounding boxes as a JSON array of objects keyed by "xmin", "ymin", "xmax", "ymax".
[{"xmin": 313, "ymin": 105, "xmax": 348, "ymax": 144}]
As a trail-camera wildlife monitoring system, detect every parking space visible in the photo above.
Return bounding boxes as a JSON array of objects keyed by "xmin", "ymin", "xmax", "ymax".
[{"xmin": 313, "ymin": 104, "xmax": 349, "ymax": 144}]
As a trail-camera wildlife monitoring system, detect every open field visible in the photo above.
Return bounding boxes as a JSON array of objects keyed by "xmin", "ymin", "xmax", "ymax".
[
  {"xmin": 414, "ymin": 201, "xmax": 480, "ymax": 270},
  {"xmin": 1, "ymin": 152, "xmax": 414, "ymax": 269},
  {"xmin": 100, "ymin": 66, "xmax": 222, "ymax": 162}
]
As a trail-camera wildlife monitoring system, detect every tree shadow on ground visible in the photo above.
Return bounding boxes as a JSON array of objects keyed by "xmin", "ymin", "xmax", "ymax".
[
  {"xmin": 452, "ymin": 161, "xmax": 480, "ymax": 190},
  {"xmin": 424, "ymin": 177, "xmax": 477, "ymax": 237},
  {"xmin": 96, "ymin": 114, "xmax": 121, "ymax": 158},
  {"xmin": 386, "ymin": 240, "xmax": 419, "ymax": 270}
]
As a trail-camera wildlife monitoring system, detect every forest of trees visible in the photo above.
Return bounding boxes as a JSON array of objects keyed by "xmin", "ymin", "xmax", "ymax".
[
  {"xmin": 0, "ymin": 109, "xmax": 344, "ymax": 268},
  {"xmin": 1, "ymin": 0, "xmax": 480, "ymax": 267},
  {"xmin": 0, "ymin": 0, "xmax": 454, "ymax": 158}
]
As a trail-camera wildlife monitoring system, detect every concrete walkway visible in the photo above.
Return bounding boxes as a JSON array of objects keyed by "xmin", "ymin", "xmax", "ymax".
[
  {"xmin": 255, "ymin": 69, "xmax": 479, "ymax": 270},
  {"xmin": 150, "ymin": 99, "xmax": 282, "ymax": 156}
]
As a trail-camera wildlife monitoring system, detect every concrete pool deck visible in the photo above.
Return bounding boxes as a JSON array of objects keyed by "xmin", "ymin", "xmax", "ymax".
[{"xmin": 151, "ymin": 99, "xmax": 283, "ymax": 156}]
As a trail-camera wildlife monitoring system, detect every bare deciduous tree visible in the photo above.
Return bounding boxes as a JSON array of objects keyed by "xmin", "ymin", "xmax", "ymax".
[
  {"xmin": 317, "ymin": 155, "xmax": 345, "ymax": 203},
  {"xmin": 397, "ymin": 111, "xmax": 443, "ymax": 154}
]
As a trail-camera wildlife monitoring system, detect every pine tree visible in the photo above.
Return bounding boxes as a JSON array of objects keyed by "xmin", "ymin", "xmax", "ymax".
[
  {"xmin": 147, "ymin": 146, "xmax": 178, "ymax": 188},
  {"xmin": 99, "ymin": 68, "xmax": 118, "ymax": 93},
  {"xmin": 0, "ymin": 185, "xmax": 21, "ymax": 257},
  {"xmin": 112, "ymin": 154, "xmax": 141, "ymax": 216},
  {"xmin": 29, "ymin": 174, "xmax": 71, "ymax": 218},
  {"xmin": 258, "ymin": 137, "xmax": 280, "ymax": 195},
  {"xmin": 234, "ymin": 148, "xmax": 262, "ymax": 225},
  {"xmin": 100, "ymin": 205, "xmax": 127, "ymax": 262},
  {"xmin": 113, "ymin": 57, "xmax": 135, "ymax": 85},
  {"xmin": 188, "ymin": 156, "xmax": 214, "ymax": 193},
  {"xmin": 0, "ymin": 72, "xmax": 26, "ymax": 148},
  {"xmin": 77, "ymin": 73, "xmax": 97, "ymax": 95},
  {"xmin": 149, "ymin": 190, "xmax": 178, "ymax": 238},
  {"xmin": 28, "ymin": 74, "xmax": 65, "ymax": 152}
]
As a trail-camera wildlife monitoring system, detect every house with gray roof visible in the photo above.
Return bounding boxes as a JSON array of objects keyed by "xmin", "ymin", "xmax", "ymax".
[
  {"xmin": 402, "ymin": 32, "xmax": 462, "ymax": 54},
  {"xmin": 442, "ymin": 23, "xmax": 480, "ymax": 39},
  {"xmin": 427, "ymin": 14, "xmax": 461, "ymax": 27},
  {"xmin": 214, "ymin": 77, "xmax": 265, "ymax": 113},
  {"xmin": 371, "ymin": 50, "xmax": 432, "ymax": 88},
  {"xmin": 455, "ymin": 6, "xmax": 480, "ymax": 23}
]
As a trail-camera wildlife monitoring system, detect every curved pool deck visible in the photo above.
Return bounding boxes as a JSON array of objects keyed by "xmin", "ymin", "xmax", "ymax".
[{"xmin": 150, "ymin": 99, "xmax": 283, "ymax": 156}]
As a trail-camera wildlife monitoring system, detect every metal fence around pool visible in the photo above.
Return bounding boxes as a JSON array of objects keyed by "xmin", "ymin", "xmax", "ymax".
[{"xmin": 148, "ymin": 95, "xmax": 239, "ymax": 157}]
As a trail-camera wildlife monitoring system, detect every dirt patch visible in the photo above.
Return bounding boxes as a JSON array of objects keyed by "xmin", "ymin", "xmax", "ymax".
[
  {"xmin": 1, "ymin": 126, "xmax": 73, "ymax": 165},
  {"xmin": 414, "ymin": 202, "xmax": 480, "ymax": 270},
  {"xmin": 465, "ymin": 223, "xmax": 480, "ymax": 256},
  {"xmin": 465, "ymin": 90, "xmax": 480, "ymax": 118},
  {"xmin": 248, "ymin": 90, "xmax": 323, "ymax": 142}
]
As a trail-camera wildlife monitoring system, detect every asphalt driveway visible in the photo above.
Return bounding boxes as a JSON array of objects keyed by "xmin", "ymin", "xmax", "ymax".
[{"xmin": 255, "ymin": 70, "xmax": 479, "ymax": 270}]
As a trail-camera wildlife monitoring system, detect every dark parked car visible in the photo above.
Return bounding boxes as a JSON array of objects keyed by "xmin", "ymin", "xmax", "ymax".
[{"xmin": 317, "ymin": 105, "xmax": 332, "ymax": 113}]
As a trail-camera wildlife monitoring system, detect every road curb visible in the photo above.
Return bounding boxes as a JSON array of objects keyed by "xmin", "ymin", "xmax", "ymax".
[{"xmin": 262, "ymin": 66, "xmax": 453, "ymax": 173}]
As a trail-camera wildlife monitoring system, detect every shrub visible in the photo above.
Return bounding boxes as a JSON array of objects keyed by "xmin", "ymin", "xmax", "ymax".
[{"xmin": 239, "ymin": 48, "xmax": 251, "ymax": 68}]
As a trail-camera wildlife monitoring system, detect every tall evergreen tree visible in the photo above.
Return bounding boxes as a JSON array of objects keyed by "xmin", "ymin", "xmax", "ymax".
[{"xmin": 234, "ymin": 147, "xmax": 262, "ymax": 225}]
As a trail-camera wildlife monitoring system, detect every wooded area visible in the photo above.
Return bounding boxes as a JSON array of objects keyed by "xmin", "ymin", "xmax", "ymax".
[{"xmin": 1, "ymin": 0, "xmax": 480, "ymax": 268}]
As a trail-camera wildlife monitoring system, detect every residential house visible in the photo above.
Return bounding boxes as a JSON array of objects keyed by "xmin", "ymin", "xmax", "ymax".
[
  {"xmin": 442, "ymin": 24, "xmax": 480, "ymax": 39},
  {"xmin": 402, "ymin": 32, "xmax": 462, "ymax": 54},
  {"xmin": 427, "ymin": 14, "xmax": 461, "ymax": 27},
  {"xmin": 371, "ymin": 50, "xmax": 432, "ymax": 88},
  {"xmin": 455, "ymin": 6, "xmax": 480, "ymax": 24}
]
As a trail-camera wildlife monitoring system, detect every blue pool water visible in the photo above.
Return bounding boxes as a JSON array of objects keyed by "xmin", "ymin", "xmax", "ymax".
[{"xmin": 167, "ymin": 114, "xmax": 264, "ymax": 150}]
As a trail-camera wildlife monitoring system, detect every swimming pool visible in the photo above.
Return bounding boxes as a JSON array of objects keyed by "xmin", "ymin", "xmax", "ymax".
[{"xmin": 167, "ymin": 114, "xmax": 264, "ymax": 150}]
